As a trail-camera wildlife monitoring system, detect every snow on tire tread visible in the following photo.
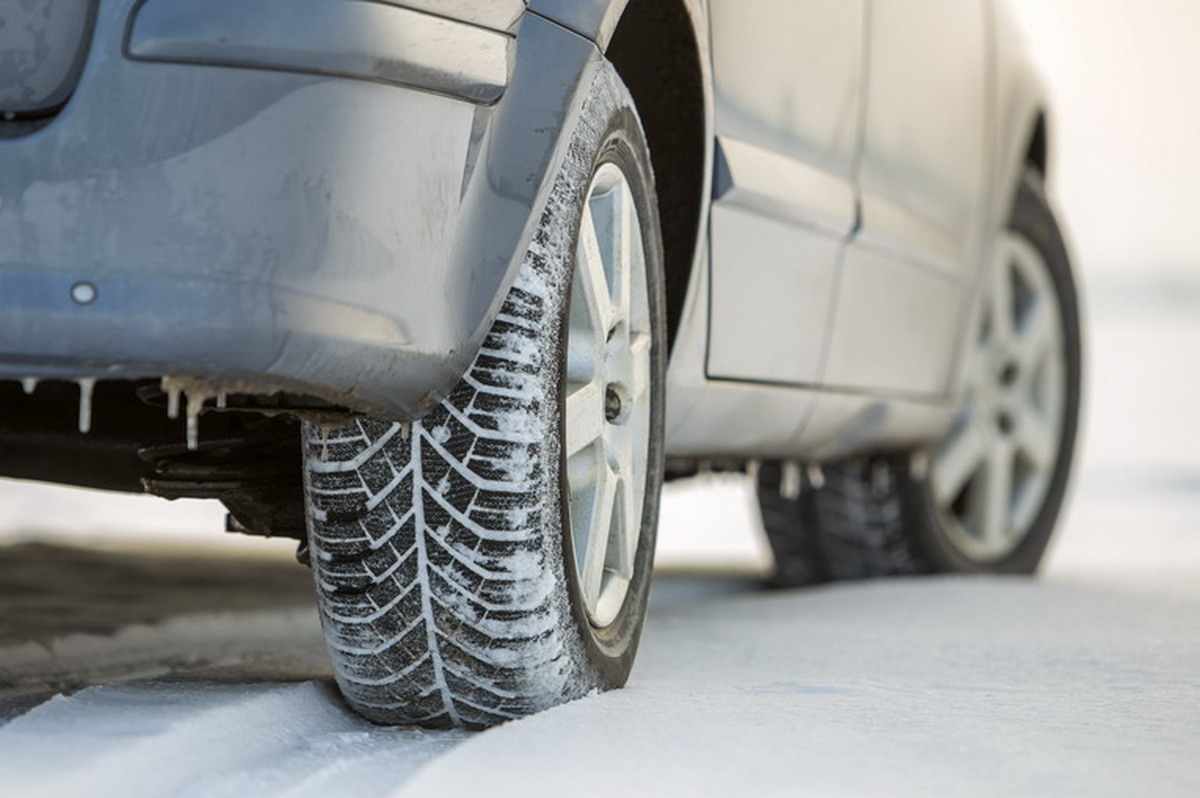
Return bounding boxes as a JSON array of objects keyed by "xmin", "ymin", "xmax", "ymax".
[{"xmin": 300, "ymin": 66, "xmax": 631, "ymax": 728}]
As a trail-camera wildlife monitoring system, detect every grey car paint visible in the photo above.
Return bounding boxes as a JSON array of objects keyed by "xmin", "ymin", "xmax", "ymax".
[
  {"xmin": 127, "ymin": 0, "xmax": 516, "ymax": 104},
  {"xmin": 663, "ymin": 0, "xmax": 1051, "ymax": 460},
  {"xmin": 706, "ymin": 0, "xmax": 863, "ymax": 388},
  {"xmin": 824, "ymin": 0, "xmax": 988, "ymax": 397},
  {"xmin": 0, "ymin": 0, "xmax": 1051, "ymax": 466},
  {"xmin": 0, "ymin": 0, "xmax": 599, "ymax": 417},
  {"xmin": 0, "ymin": 0, "xmax": 96, "ymax": 116},
  {"xmin": 528, "ymin": 0, "xmax": 629, "ymax": 50}
]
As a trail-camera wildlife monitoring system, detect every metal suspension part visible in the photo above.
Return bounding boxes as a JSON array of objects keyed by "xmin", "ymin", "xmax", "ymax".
[{"xmin": 138, "ymin": 417, "xmax": 308, "ymax": 540}]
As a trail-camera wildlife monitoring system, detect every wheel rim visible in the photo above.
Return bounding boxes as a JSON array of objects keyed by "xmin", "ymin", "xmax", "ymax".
[
  {"xmin": 564, "ymin": 162, "xmax": 652, "ymax": 628},
  {"xmin": 929, "ymin": 232, "xmax": 1068, "ymax": 562}
]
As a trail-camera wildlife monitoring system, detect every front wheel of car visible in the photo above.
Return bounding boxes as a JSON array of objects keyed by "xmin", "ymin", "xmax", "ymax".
[
  {"xmin": 300, "ymin": 65, "xmax": 666, "ymax": 729},
  {"xmin": 757, "ymin": 169, "xmax": 1082, "ymax": 583}
]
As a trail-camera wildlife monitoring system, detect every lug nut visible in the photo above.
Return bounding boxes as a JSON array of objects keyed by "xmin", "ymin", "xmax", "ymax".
[
  {"xmin": 998, "ymin": 412, "xmax": 1015, "ymax": 435},
  {"xmin": 605, "ymin": 385, "xmax": 622, "ymax": 423}
]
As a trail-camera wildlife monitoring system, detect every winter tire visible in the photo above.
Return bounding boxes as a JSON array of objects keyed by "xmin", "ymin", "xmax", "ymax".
[
  {"xmin": 757, "ymin": 169, "xmax": 1082, "ymax": 584},
  {"xmin": 300, "ymin": 64, "xmax": 666, "ymax": 729}
]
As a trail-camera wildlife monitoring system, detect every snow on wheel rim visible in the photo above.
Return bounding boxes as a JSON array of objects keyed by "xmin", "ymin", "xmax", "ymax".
[
  {"xmin": 930, "ymin": 232, "xmax": 1068, "ymax": 562},
  {"xmin": 565, "ymin": 161, "xmax": 652, "ymax": 628}
]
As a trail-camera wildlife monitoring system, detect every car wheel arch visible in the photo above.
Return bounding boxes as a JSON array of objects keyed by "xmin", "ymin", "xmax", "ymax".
[
  {"xmin": 604, "ymin": 0, "xmax": 710, "ymax": 354},
  {"xmin": 1025, "ymin": 111, "xmax": 1049, "ymax": 178}
]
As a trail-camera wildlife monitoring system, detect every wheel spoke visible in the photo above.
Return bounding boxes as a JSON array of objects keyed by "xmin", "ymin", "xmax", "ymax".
[
  {"xmin": 617, "ymin": 469, "xmax": 640, "ymax": 568},
  {"xmin": 1015, "ymin": 404, "xmax": 1056, "ymax": 472},
  {"xmin": 1011, "ymin": 478, "xmax": 1043, "ymax": 537},
  {"xmin": 580, "ymin": 462, "xmax": 617, "ymax": 610},
  {"xmin": 977, "ymin": 440, "xmax": 1015, "ymax": 546},
  {"xmin": 612, "ymin": 182, "xmax": 635, "ymax": 328},
  {"xmin": 1038, "ymin": 347, "xmax": 1067, "ymax": 424},
  {"xmin": 565, "ymin": 382, "xmax": 606, "ymax": 457},
  {"xmin": 1017, "ymin": 296, "xmax": 1055, "ymax": 373},
  {"xmin": 602, "ymin": 364, "xmax": 649, "ymax": 582},
  {"xmin": 627, "ymin": 332, "xmax": 652, "ymax": 401},
  {"xmin": 991, "ymin": 255, "xmax": 1016, "ymax": 347},
  {"xmin": 577, "ymin": 209, "xmax": 616, "ymax": 336},
  {"xmin": 932, "ymin": 418, "xmax": 987, "ymax": 505}
]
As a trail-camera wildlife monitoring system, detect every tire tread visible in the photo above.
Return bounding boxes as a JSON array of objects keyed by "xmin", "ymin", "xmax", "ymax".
[{"xmin": 304, "ymin": 270, "xmax": 579, "ymax": 730}]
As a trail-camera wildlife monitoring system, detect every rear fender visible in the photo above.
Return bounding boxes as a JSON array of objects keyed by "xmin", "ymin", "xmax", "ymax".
[
  {"xmin": 944, "ymin": 0, "xmax": 1057, "ymax": 402},
  {"xmin": 0, "ymin": 0, "xmax": 602, "ymax": 419}
]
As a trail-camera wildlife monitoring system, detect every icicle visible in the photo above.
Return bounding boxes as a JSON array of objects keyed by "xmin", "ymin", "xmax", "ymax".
[
  {"xmin": 909, "ymin": 451, "xmax": 930, "ymax": 480},
  {"xmin": 20, "ymin": 377, "xmax": 38, "ymax": 395},
  {"xmin": 185, "ymin": 391, "xmax": 205, "ymax": 451},
  {"xmin": 320, "ymin": 425, "xmax": 330, "ymax": 461},
  {"xmin": 216, "ymin": 392, "xmax": 227, "ymax": 409},
  {"xmin": 806, "ymin": 464, "xmax": 826, "ymax": 490},
  {"xmin": 164, "ymin": 378, "xmax": 181, "ymax": 420},
  {"xmin": 77, "ymin": 378, "xmax": 96, "ymax": 434},
  {"xmin": 781, "ymin": 461, "xmax": 802, "ymax": 500}
]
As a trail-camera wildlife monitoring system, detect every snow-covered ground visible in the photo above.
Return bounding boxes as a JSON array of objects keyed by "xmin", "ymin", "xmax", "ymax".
[{"xmin": 1, "ymin": 290, "xmax": 1198, "ymax": 797}]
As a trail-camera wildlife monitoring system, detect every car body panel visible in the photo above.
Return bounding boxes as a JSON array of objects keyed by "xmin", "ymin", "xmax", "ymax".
[
  {"xmin": 706, "ymin": 202, "xmax": 841, "ymax": 385},
  {"xmin": 0, "ymin": 0, "xmax": 1055, "ymax": 477},
  {"xmin": 127, "ymin": 0, "xmax": 515, "ymax": 104},
  {"xmin": 663, "ymin": 235, "xmax": 818, "ymax": 458},
  {"xmin": 948, "ymin": 0, "xmax": 1055, "ymax": 405},
  {"xmin": 0, "ymin": 0, "xmax": 601, "ymax": 417},
  {"xmin": 821, "ymin": 0, "xmax": 986, "ymax": 398},
  {"xmin": 855, "ymin": 0, "xmax": 991, "ymax": 280},
  {"xmin": 704, "ymin": 0, "xmax": 863, "ymax": 387},
  {"xmin": 712, "ymin": 137, "xmax": 856, "ymax": 240},
  {"xmin": 528, "ymin": 0, "xmax": 627, "ymax": 50},
  {"xmin": 0, "ymin": 0, "xmax": 96, "ymax": 117},
  {"xmin": 823, "ymin": 249, "xmax": 967, "ymax": 397},
  {"xmin": 666, "ymin": 0, "xmax": 1050, "ymax": 459},
  {"xmin": 391, "ymin": 0, "xmax": 528, "ymax": 32}
]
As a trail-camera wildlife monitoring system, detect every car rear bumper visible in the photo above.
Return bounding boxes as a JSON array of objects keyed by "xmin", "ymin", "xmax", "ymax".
[
  {"xmin": 0, "ymin": 0, "xmax": 593, "ymax": 418},
  {"xmin": 0, "ymin": 53, "xmax": 477, "ymax": 415}
]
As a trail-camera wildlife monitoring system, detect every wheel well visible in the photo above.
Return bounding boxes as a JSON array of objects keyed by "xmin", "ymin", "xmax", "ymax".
[
  {"xmin": 1026, "ymin": 112, "xmax": 1049, "ymax": 176},
  {"xmin": 606, "ymin": 2, "xmax": 706, "ymax": 352}
]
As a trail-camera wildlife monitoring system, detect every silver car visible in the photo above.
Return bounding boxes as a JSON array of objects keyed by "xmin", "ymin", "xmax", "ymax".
[{"xmin": 0, "ymin": 0, "xmax": 1081, "ymax": 728}]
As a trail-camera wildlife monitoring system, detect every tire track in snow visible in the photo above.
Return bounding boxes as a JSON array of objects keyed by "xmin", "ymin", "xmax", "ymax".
[
  {"xmin": 0, "ymin": 679, "xmax": 467, "ymax": 798},
  {"xmin": 0, "ymin": 608, "xmax": 326, "ymax": 699},
  {"xmin": 0, "ymin": 545, "xmax": 472, "ymax": 796}
]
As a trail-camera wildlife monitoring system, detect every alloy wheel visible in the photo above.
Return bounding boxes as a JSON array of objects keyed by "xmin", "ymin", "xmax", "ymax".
[
  {"xmin": 929, "ymin": 232, "xmax": 1068, "ymax": 561},
  {"xmin": 564, "ymin": 162, "xmax": 653, "ymax": 627}
]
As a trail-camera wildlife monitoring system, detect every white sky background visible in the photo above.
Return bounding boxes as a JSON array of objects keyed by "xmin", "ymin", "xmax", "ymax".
[{"xmin": 1008, "ymin": 0, "xmax": 1200, "ymax": 278}]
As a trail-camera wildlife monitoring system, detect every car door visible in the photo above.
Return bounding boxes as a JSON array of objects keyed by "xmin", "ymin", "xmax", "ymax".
[
  {"xmin": 822, "ymin": 0, "xmax": 990, "ymax": 397},
  {"xmin": 705, "ymin": 0, "xmax": 866, "ymax": 386}
]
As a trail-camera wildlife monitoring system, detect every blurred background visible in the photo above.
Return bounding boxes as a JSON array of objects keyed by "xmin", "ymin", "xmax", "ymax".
[
  {"xmin": 1011, "ymin": 0, "xmax": 1200, "ymax": 287},
  {"xmin": 2, "ymin": 0, "xmax": 1198, "ymax": 574}
]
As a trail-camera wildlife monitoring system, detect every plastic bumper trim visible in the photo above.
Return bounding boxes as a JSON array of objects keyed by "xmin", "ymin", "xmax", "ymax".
[{"xmin": 126, "ymin": 0, "xmax": 514, "ymax": 104}]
